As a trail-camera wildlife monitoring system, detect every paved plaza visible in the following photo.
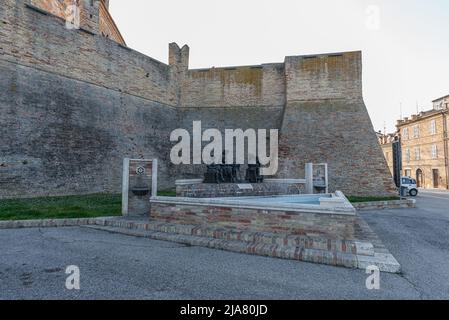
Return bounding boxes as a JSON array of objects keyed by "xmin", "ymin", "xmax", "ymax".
[{"xmin": 0, "ymin": 190, "xmax": 448, "ymax": 300}]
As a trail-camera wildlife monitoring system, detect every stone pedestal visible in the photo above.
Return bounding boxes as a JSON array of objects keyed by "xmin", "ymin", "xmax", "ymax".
[
  {"xmin": 122, "ymin": 158, "xmax": 158, "ymax": 216},
  {"xmin": 176, "ymin": 180, "xmax": 305, "ymax": 198}
]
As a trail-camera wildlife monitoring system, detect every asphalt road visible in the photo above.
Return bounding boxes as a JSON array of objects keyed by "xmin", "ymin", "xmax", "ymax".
[{"xmin": 1, "ymin": 190, "xmax": 448, "ymax": 300}]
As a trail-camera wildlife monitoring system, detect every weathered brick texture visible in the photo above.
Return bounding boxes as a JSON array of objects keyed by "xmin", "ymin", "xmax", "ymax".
[
  {"xmin": 1, "ymin": 0, "xmax": 176, "ymax": 105},
  {"xmin": 181, "ymin": 63, "xmax": 286, "ymax": 108},
  {"xmin": 0, "ymin": 0, "xmax": 396, "ymax": 198},
  {"xmin": 0, "ymin": 59, "xmax": 178, "ymax": 198},
  {"xmin": 277, "ymin": 53, "xmax": 397, "ymax": 196},
  {"xmin": 29, "ymin": 0, "xmax": 126, "ymax": 44},
  {"xmin": 176, "ymin": 183, "xmax": 305, "ymax": 198},
  {"xmin": 151, "ymin": 202, "xmax": 356, "ymax": 239}
]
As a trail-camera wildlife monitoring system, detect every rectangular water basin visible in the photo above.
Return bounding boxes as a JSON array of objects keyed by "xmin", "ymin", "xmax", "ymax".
[{"xmin": 150, "ymin": 191, "xmax": 356, "ymax": 238}]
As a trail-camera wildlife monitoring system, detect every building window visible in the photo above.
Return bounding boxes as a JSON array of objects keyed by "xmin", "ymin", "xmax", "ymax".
[
  {"xmin": 405, "ymin": 169, "xmax": 412, "ymax": 177},
  {"xmin": 414, "ymin": 147, "xmax": 421, "ymax": 160},
  {"xmin": 434, "ymin": 101, "xmax": 443, "ymax": 110},
  {"xmin": 431, "ymin": 144, "xmax": 438, "ymax": 159},
  {"xmin": 413, "ymin": 125, "xmax": 420, "ymax": 139},
  {"xmin": 430, "ymin": 120, "xmax": 437, "ymax": 135},
  {"xmin": 405, "ymin": 148, "xmax": 411, "ymax": 162},
  {"xmin": 403, "ymin": 128, "xmax": 409, "ymax": 140}
]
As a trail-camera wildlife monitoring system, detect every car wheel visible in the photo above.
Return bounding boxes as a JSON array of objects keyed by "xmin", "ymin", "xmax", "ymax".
[{"xmin": 409, "ymin": 189, "xmax": 418, "ymax": 197}]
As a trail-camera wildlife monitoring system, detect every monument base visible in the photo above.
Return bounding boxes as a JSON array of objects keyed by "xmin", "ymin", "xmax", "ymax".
[{"xmin": 175, "ymin": 180, "xmax": 306, "ymax": 198}]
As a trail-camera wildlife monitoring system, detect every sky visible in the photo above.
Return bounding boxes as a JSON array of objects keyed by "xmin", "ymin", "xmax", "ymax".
[{"xmin": 109, "ymin": 0, "xmax": 449, "ymax": 133}]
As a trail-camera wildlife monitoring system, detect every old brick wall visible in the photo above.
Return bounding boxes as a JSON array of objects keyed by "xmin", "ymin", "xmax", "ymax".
[
  {"xmin": 29, "ymin": 0, "xmax": 126, "ymax": 45},
  {"xmin": 151, "ymin": 202, "xmax": 356, "ymax": 239},
  {"xmin": 0, "ymin": 59, "xmax": 177, "ymax": 198},
  {"xmin": 181, "ymin": 63, "xmax": 286, "ymax": 108},
  {"xmin": 1, "ymin": 0, "xmax": 177, "ymax": 106},
  {"xmin": 173, "ymin": 105, "xmax": 284, "ymax": 179},
  {"xmin": 177, "ymin": 51, "xmax": 396, "ymax": 196},
  {"xmin": 97, "ymin": 0, "xmax": 126, "ymax": 45},
  {"xmin": 29, "ymin": 0, "xmax": 71, "ymax": 19},
  {"xmin": 277, "ymin": 52, "xmax": 397, "ymax": 196},
  {"xmin": 175, "ymin": 63, "xmax": 286, "ymax": 179},
  {"xmin": 1, "ymin": 0, "xmax": 179, "ymax": 198},
  {"xmin": 0, "ymin": 0, "xmax": 397, "ymax": 198}
]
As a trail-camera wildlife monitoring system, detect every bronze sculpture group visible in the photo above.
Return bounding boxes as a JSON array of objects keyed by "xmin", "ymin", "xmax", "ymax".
[{"xmin": 204, "ymin": 152, "xmax": 264, "ymax": 184}]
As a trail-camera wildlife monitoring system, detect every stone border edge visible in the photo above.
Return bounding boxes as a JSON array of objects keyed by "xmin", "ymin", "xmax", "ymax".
[
  {"xmin": 353, "ymin": 199, "xmax": 416, "ymax": 211},
  {"xmin": 0, "ymin": 217, "xmax": 116, "ymax": 230}
]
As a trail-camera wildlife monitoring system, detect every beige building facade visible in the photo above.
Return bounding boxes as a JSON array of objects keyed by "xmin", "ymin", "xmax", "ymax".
[
  {"xmin": 377, "ymin": 132, "xmax": 396, "ymax": 177},
  {"xmin": 396, "ymin": 95, "xmax": 449, "ymax": 190}
]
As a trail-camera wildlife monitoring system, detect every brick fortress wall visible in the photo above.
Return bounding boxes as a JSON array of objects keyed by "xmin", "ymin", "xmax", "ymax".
[
  {"xmin": 0, "ymin": 0, "xmax": 397, "ymax": 198},
  {"xmin": 30, "ymin": 0, "xmax": 126, "ymax": 45},
  {"xmin": 0, "ymin": 0, "xmax": 178, "ymax": 198}
]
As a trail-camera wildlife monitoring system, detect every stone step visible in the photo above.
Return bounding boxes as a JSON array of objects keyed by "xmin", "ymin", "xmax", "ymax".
[
  {"xmin": 85, "ymin": 220, "xmax": 401, "ymax": 273},
  {"xmin": 93, "ymin": 218, "xmax": 375, "ymax": 257},
  {"xmin": 84, "ymin": 225, "xmax": 360, "ymax": 269}
]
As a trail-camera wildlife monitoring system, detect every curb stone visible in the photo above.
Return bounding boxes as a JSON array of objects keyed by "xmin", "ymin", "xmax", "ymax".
[
  {"xmin": 0, "ymin": 217, "xmax": 116, "ymax": 229},
  {"xmin": 353, "ymin": 199, "xmax": 416, "ymax": 211}
]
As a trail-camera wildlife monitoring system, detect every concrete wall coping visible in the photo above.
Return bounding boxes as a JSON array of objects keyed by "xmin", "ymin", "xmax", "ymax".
[
  {"xmin": 176, "ymin": 179, "xmax": 307, "ymax": 186},
  {"xmin": 175, "ymin": 179, "xmax": 204, "ymax": 186},
  {"xmin": 150, "ymin": 193, "xmax": 356, "ymax": 216},
  {"xmin": 264, "ymin": 179, "xmax": 306, "ymax": 184}
]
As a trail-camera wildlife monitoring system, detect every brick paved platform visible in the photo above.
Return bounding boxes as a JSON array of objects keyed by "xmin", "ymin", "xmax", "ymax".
[
  {"xmin": 0, "ymin": 214, "xmax": 400, "ymax": 273},
  {"xmin": 84, "ymin": 216, "xmax": 401, "ymax": 273}
]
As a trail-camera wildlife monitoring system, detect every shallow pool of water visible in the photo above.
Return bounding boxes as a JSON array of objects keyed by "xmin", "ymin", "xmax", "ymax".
[{"xmin": 217, "ymin": 194, "xmax": 329, "ymax": 206}]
